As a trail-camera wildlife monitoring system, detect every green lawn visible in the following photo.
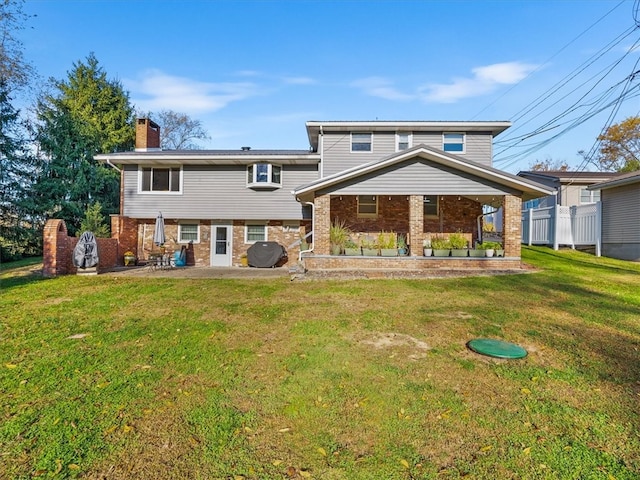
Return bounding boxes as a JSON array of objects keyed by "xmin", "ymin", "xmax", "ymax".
[{"xmin": 1, "ymin": 247, "xmax": 639, "ymax": 479}]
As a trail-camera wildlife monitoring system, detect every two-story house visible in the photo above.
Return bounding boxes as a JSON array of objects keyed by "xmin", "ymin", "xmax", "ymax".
[{"xmin": 96, "ymin": 118, "xmax": 552, "ymax": 271}]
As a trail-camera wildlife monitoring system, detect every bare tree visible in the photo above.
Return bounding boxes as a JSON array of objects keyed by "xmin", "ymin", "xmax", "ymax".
[
  {"xmin": 0, "ymin": 0, "xmax": 34, "ymax": 89},
  {"xmin": 155, "ymin": 110, "xmax": 210, "ymax": 150},
  {"xmin": 528, "ymin": 156, "xmax": 570, "ymax": 172}
]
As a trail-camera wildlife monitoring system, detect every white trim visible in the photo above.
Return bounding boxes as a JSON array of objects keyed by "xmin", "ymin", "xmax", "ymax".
[
  {"xmin": 245, "ymin": 222, "xmax": 268, "ymax": 243},
  {"xmin": 178, "ymin": 222, "xmax": 200, "ymax": 244},
  {"xmin": 443, "ymin": 132, "xmax": 465, "ymax": 154},
  {"xmin": 396, "ymin": 132, "xmax": 412, "ymax": 151},
  {"xmin": 351, "ymin": 132, "xmax": 372, "ymax": 153},
  {"xmin": 247, "ymin": 163, "xmax": 282, "ymax": 189},
  {"xmin": 138, "ymin": 165, "xmax": 183, "ymax": 194},
  {"xmin": 292, "ymin": 145, "xmax": 555, "ymax": 198}
]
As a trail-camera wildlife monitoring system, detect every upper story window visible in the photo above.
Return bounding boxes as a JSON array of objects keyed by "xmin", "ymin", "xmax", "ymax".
[
  {"xmin": 351, "ymin": 133, "xmax": 372, "ymax": 152},
  {"xmin": 580, "ymin": 188, "xmax": 600, "ymax": 204},
  {"xmin": 443, "ymin": 133, "xmax": 465, "ymax": 153},
  {"xmin": 423, "ymin": 195, "xmax": 439, "ymax": 217},
  {"xmin": 247, "ymin": 163, "xmax": 282, "ymax": 189},
  {"xmin": 141, "ymin": 167, "xmax": 181, "ymax": 193},
  {"xmin": 178, "ymin": 223, "xmax": 200, "ymax": 243},
  {"xmin": 397, "ymin": 132, "xmax": 412, "ymax": 151},
  {"xmin": 358, "ymin": 195, "xmax": 377, "ymax": 217}
]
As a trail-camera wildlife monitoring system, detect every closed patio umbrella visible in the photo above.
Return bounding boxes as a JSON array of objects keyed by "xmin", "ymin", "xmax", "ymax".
[{"xmin": 153, "ymin": 212, "xmax": 166, "ymax": 246}]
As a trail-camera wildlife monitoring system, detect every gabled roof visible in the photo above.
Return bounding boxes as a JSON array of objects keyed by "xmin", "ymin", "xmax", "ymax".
[
  {"xmin": 518, "ymin": 170, "xmax": 620, "ymax": 184},
  {"xmin": 95, "ymin": 149, "xmax": 320, "ymax": 166},
  {"xmin": 292, "ymin": 144, "xmax": 554, "ymax": 199},
  {"xmin": 306, "ymin": 120, "xmax": 512, "ymax": 151},
  {"xmin": 588, "ymin": 170, "xmax": 640, "ymax": 190}
]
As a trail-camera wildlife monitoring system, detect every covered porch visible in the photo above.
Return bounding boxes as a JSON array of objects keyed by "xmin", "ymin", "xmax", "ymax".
[{"xmin": 292, "ymin": 145, "xmax": 553, "ymax": 272}]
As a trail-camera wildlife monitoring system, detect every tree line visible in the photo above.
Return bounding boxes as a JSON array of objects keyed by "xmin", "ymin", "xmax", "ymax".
[{"xmin": 1, "ymin": 1, "xmax": 208, "ymax": 261}]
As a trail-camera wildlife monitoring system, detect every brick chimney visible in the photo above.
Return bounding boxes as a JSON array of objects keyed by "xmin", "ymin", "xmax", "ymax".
[{"xmin": 135, "ymin": 118, "xmax": 161, "ymax": 151}]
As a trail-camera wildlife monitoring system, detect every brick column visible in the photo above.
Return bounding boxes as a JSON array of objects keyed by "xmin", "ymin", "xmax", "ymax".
[
  {"xmin": 408, "ymin": 195, "xmax": 424, "ymax": 256},
  {"xmin": 314, "ymin": 194, "xmax": 331, "ymax": 255},
  {"xmin": 111, "ymin": 215, "xmax": 139, "ymax": 264},
  {"xmin": 503, "ymin": 195, "xmax": 522, "ymax": 258}
]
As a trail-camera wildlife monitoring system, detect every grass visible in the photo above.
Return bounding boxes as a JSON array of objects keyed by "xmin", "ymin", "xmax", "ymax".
[{"xmin": 1, "ymin": 247, "xmax": 639, "ymax": 479}]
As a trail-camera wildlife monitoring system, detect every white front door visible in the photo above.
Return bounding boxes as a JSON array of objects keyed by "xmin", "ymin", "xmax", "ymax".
[{"xmin": 211, "ymin": 224, "xmax": 232, "ymax": 266}]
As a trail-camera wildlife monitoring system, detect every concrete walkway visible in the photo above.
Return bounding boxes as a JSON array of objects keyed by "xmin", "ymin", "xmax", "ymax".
[{"xmin": 104, "ymin": 265, "xmax": 291, "ymax": 279}]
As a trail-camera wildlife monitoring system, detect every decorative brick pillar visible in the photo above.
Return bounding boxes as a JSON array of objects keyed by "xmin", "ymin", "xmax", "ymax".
[
  {"xmin": 111, "ymin": 215, "xmax": 139, "ymax": 264},
  {"xmin": 503, "ymin": 195, "xmax": 522, "ymax": 258},
  {"xmin": 408, "ymin": 195, "xmax": 424, "ymax": 256},
  {"xmin": 314, "ymin": 194, "xmax": 331, "ymax": 255}
]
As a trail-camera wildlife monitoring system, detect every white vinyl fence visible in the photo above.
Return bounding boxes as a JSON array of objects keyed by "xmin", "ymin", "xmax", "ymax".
[{"xmin": 521, "ymin": 203, "xmax": 601, "ymax": 256}]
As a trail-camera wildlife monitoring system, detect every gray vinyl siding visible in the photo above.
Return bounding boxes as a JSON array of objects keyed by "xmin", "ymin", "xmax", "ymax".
[
  {"xmin": 122, "ymin": 164, "xmax": 318, "ymax": 220},
  {"xmin": 317, "ymin": 159, "xmax": 517, "ymax": 196},
  {"xmin": 322, "ymin": 131, "xmax": 495, "ymax": 176},
  {"xmin": 602, "ymin": 183, "xmax": 640, "ymax": 243}
]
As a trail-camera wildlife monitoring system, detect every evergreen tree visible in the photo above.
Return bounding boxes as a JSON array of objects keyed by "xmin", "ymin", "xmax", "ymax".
[
  {"xmin": 0, "ymin": 78, "xmax": 38, "ymax": 260},
  {"xmin": 33, "ymin": 53, "xmax": 135, "ymax": 235}
]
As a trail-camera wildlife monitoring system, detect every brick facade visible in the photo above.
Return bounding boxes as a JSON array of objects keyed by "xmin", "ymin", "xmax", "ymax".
[{"xmin": 503, "ymin": 194, "xmax": 522, "ymax": 258}]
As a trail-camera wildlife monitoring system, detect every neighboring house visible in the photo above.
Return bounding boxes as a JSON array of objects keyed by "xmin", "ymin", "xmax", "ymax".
[
  {"xmin": 96, "ymin": 118, "xmax": 553, "ymax": 270},
  {"xmin": 588, "ymin": 170, "xmax": 640, "ymax": 261},
  {"xmin": 517, "ymin": 170, "xmax": 620, "ymax": 209}
]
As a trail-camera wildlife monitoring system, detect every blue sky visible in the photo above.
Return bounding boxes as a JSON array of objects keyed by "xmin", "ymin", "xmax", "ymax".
[{"xmin": 21, "ymin": 0, "xmax": 640, "ymax": 173}]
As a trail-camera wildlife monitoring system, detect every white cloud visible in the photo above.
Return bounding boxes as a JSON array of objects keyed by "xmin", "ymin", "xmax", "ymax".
[
  {"xmin": 351, "ymin": 77, "xmax": 414, "ymax": 101},
  {"xmin": 124, "ymin": 69, "xmax": 260, "ymax": 114},
  {"xmin": 282, "ymin": 76, "xmax": 316, "ymax": 85},
  {"xmin": 419, "ymin": 62, "xmax": 539, "ymax": 103}
]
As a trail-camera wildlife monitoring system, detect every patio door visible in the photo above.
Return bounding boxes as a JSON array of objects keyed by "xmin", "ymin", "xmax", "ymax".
[{"xmin": 211, "ymin": 224, "xmax": 232, "ymax": 267}]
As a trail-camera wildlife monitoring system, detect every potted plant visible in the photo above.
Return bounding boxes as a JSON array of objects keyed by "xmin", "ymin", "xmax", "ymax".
[
  {"xmin": 468, "ymin": 241, "xmax": 485, "ymax": 257},
  {"xmin": 449, "ymin": 231, "xmax": 468, "ymax": 257},
  {"xmin": 423, "ymin": 238, "xmax": 432, "ymax": 257},
  {"xmin": 299, "ymin": 230, "xmax": 309, "ymax": 251},
  {"xmin": 431, "ymin": 235, "xmax": 451, "ymax": 257},
  {"xmin": 329, "ymin": 219, "xmax": 350, "ymax": 255},
  {"xmin": 240, "ymin": 253, "xmax": 248, "ymax": 266},
  {"xmin": 344, "ymin": 238, "xmax": 361, "ymax": 256},
  {"xmin": 377, "ymin": 231, "xmax": 397, "ymax": 257},
  {"xmin": 360, "ymin": 236, "xmax": 378, "ymax": 256},
  {"xmin": 479, "ymin": 241, "xmax": 501, "ymax": 257},
  {"xmin": 397, "ymin": 234, "xmax": 408, "ymax": 256},
  {"xmin": 123, "ymin": 250, "xmax": 137, "ymax": 266}
]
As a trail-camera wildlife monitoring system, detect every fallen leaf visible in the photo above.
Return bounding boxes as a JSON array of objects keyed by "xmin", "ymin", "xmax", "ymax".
[
  {"xmin": 300, "ymin": 470, "xmax": 311, "ymax": 478},
  {"xmin": 400, "ymin": 459, "xmax": 410, "ymax": 468},
  {"xmin": 68, "ymin": 464, "xmax": 80, "ymax": 470},
  {"xmin": 521, "ymin": 388, "xmax": 532, "ymax": 395},
  {"xmin": 522, "ymin": 446, "xmax": 532, "ymax": 455},
  {"xmin": 5, "ymin": 363, "xmax": 17, "ymax": 369},
  {"xmin": 272, "ymin": 460, "xmax": 283, "ymax": 466},
  {"xmin": 278, "ymin": 427, "xmax": 291, "ymax": 433},
  {"xmin": 123, "ymin": 424, "xmax": 134, "ymax": 433},
  {"xmin": 480, "ymin": 445, "xmax": 493, "ymax": 452},
  {"xmin": 317, "ymin": 447, "xmax": 327, "ymax": 457}
]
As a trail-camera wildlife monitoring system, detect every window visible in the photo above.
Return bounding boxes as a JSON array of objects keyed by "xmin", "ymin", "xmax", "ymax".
[
  {"xmin": 397, "ymin": 132, "xmax": 412, "ymax": 151},
  {"xmin": 358, "ymin": 195, "xmax": 377, "ymax": 216},
  {"xmin": 178, "ymin": 223, "xmax": 199, "ymax": 243},
  {"xmin": 423, "ymin": 195, "xmax": 439, "ymax": 217},
  {"xmin": 245, "ymin": 224, "xmax": 266, "ymax": 242},
  {"xmin": 580, "ymin": 188, "xmax": 600, "ymax": 204},
  {"xmin": 247, "ymin": 163, "xmax": 281, "ymax": 188},
  {"xmin": 141, "ymin": 167, "xmax": 181, "ymax": 192},
  {"xmin": 351, "ymin": 133, "xmax": 372, "ymax": 152},
  {"xmin": 443, "ymin": 133, "xmax": 465, "ymax": 153}
]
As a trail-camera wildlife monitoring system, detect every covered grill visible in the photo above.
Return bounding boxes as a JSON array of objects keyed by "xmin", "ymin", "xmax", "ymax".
[{"xmin": 246, "ymin": 242, "xmax": 287, "ymax": 268}]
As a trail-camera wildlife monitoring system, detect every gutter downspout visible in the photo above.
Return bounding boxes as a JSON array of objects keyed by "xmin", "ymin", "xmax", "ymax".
[
  {"xmin": 297, "ymin": 198, "xmax": 315, "ymax": 262},
  {"xmin": 105, "ymin": 158, "xmax": 122, "ymax": 173}
]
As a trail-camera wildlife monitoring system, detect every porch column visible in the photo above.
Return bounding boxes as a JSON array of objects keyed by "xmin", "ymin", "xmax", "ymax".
[
  {"xmin": 314, "ymin": 193, "xmax": 331, "ymax": 255},
  {"xmin": 503, "ymin": 195, "xmax": 522, "ymax": 258},
  {"xmin": 408, "ymin": 195, "xmax": 424, "ymax": 256}
]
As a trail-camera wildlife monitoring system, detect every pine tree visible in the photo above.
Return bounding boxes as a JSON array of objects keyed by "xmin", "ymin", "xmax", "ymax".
[{"xmin": 33, "ymin": 53, "xmax": 135, "ymax": 235}]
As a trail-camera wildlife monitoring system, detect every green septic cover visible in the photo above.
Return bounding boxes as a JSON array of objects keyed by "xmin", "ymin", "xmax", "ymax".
[{"xmin": 467, "ymin": 338, "xmax": 527, "ymax": 359}]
